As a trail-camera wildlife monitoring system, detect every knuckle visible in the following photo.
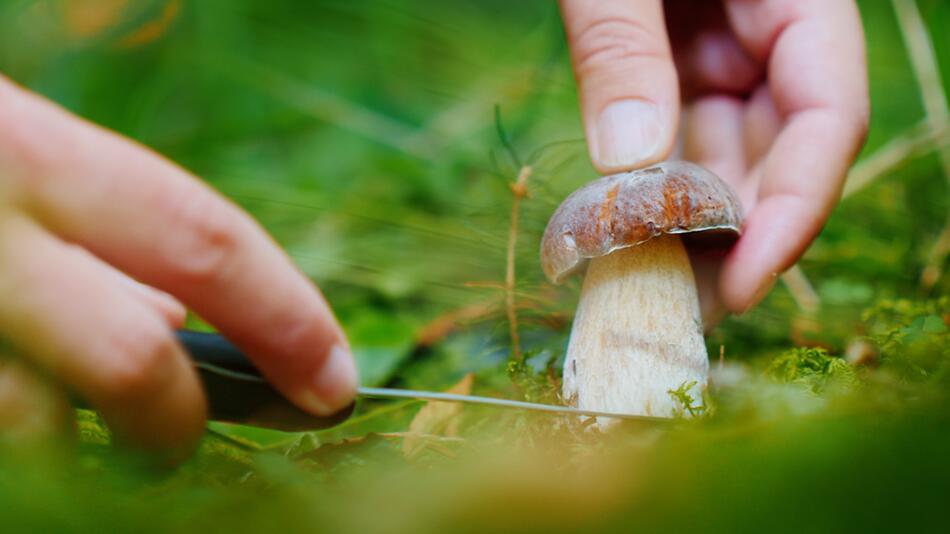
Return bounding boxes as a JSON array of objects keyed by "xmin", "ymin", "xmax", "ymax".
[
  {"xmin": 161, "ymin": 188, "xmax": 242, "ymax": 287},
  {"xmin": 97, "ymin": 322, "xmax": 176, "ymax": 402},
  {"xmin": 280, "ymin": 306, "xmax": 328, "ymax": 355},
  {"xmin": 570, "ymin": 16, "xmax": 669, "ymax": 75}
]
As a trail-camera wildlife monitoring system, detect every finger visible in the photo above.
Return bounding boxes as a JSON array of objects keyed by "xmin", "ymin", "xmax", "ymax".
[
  {"xmin": 0, "ymin": 77, "xmax": 357, "ymax": 416},
  {"xmin": 681, "ymin": 96, "xmax": 747, "ymax": 329},
  {"xmin": 690, "ymin": 254, "xmax": 727, "ymax": 332},
  {"xmin": 112, "ymin": 269, "xmax": 187, "ymax": 327},
  {"xmin": 677, "ymin": 31, "xmax": 762, "ymax": 98},
  {"xmin": 742, "ymin": 85, "xmax": 781, "ymax": 167},
  {"xmin": 65, "ymin": 244, "xmax": 187, "ymax": 327},
  {"xmin": 559, "ymin": 0, "xmax": 679, "ymax": 173},
  {"xmin": 720, "ymin": 0, "xmax": 869, "ymax": 312},
  {"xmin": 0, "ymin": 214, "xmax": 206, "ymax": 454},
  {"xmin": 665, "ymin": 0, "xmax": 763, "ymax": 98},
  {"xmin": 0, "ymin": 356, "xmax": 72, "ymax": 443},
  {"xmin": 682, "ymin": 95, "xmax": 747, "ymax": 188}
]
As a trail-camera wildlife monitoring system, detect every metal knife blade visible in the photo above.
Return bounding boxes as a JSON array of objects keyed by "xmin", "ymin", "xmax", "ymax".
[{"xmin": 177, "ymin": 330, "xmax": 667, "ymax": 432}]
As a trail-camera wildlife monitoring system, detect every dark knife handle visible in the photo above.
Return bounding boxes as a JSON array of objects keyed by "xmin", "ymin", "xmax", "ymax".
[{"xmin": 176, "ymin": 330, "xmax": 354, "ymax": 432}]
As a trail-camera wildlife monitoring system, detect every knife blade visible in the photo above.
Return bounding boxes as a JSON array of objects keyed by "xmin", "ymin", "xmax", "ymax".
[{"xmin": 177, "ymin": 329, "xmax": 667, "ymax": 432}]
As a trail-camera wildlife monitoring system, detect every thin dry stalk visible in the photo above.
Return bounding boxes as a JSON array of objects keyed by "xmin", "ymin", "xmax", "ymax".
[
  {"xmin": 922, "ymin": 219, "xmax": 950, "ymax": 287},
  {"xmin": 781, "ymin": 264, "xmax": 821, "ymax": 315},
  {"xmin": 414, "ymin": 300, "xmax": 499, "ymax": 347},
  {"xmin": 842, "ymin": 119, "xmax": 949, "ymax": 198},
  {"xmin": 891, "ymin": 0, "xmax": 950, "ymax": 288},
  {"xmin": 506, "ymin": 165, "xmax": 532, "ymax": 362}
]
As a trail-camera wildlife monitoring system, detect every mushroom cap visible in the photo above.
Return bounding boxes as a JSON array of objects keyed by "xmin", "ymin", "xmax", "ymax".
[{"xmin": 540, "ymin": 161, "xmax": 743, "ymax": 284}]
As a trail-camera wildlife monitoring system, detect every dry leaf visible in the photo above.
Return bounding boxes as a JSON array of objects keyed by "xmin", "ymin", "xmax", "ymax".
[
  {"xmin": 401, "ymin": 374, "xmax": 472, "ymax": 460},
  {"xmin": 62, "ymin": 0, "xmax": 128, "ymax": 37},
  {"xmin": 118, "ymin": 0, "xmax": 181, "ymax": 48},
  {"xmin": 61, "ymin": 0, "xmax": 181, "ymax": 47}
]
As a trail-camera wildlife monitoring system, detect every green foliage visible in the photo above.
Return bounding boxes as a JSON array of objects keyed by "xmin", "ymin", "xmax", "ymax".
[
  {"xmin": 75, "ymin": 409, "xmax": 111, "ymax": 445},
  {"xmin": 506, "ymin": 350, "xmax": 560, "ymax": 404},
  {"xmin": 347, "ymin": 312, "xmax": 417, "ymax": 387},
  {"xmin": 667, "ymin": 380, "xmax": 707, "ymax": 418},
  {"xmin": 863, "ymin": 297, "xmax": 950, "ymax": 382},
  {"xmin": 765, "ymin": 348, "xmax": 859, "ymax": 394}
]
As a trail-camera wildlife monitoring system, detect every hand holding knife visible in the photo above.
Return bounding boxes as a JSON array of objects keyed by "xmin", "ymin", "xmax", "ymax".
[{"xmin": 176, "ymin": 330, "xmax": 665, "ymax": 432}]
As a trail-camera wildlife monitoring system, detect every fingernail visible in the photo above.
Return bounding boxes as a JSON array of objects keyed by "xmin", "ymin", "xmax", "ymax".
[
  {"xmin": 742, "ymin": 273, "xmax": 778, "ymax": 314},
  {"xmin": 307, "ymin": 344, "xmax": 358, "ymax": 415},
  {"xmin": 592, "ymin": 99, "xmax": 664, "ymax": 170}
]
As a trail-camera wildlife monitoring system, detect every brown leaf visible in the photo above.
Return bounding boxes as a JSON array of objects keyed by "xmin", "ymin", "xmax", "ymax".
[
  {"xmin": 61, "ymin": 0, "xmax": 181, "ymax": 48},
  {"xmin": 118, "ymin": 0, "xmax": 181, "ymax": 48},
  {"xmin": 414, "ymin": 301, "xmax": 498, "ymax": 347},
  {"xmin": 62, "ymin": 0, "xmax": 128, "ymax": 38},
  {"xmin": 401, "ymin": 374, "xmax": 472, "ymax": 460}
]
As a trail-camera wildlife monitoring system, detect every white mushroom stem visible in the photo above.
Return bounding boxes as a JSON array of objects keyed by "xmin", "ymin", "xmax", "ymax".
[{"xmin": 562, "ymin": 234, "xmax": 708, "ymax": 421}]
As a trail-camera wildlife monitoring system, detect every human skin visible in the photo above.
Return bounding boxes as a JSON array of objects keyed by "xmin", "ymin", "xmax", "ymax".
[
  {"xmin": 0, "ymin": 75, "xmax": 357, "ymax": 456},
  {"xmin": 558, "ymin": 0, "xmax": 869, "ymax": 326}
]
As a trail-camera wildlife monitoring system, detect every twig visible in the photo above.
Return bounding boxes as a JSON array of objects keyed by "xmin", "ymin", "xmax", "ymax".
[
  {"xmin": 921, "ymin": 218, "xmax": 950, "ymax": 288},
  {"xmin": 891, "ymin": 0, "xmax": 950, "ymax": 288},
  {"xmin": 414, "ymin": 300, "xmax": 499, "ymax": 347},
  {"xmin": 842, "ymin": 119, "xmax": 949, "ymax": 198},
  {"xmin": 205, "ymin": 427, "xmax": 264, "ymax": 452},
  {"xmin": 780, "ymin": 264, "xmax": 821, "ymax": 315},
  {"xmin": 506, "ymin": 165, "xmax": 532, "ymax": 362},
  {"xmin": 892, "ymin": 0, "xmax": 950, "ymax": 167}
]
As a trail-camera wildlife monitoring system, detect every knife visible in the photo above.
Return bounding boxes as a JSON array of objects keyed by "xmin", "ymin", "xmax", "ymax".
[{"xmin": 177, "ymin": 329, "xmax": 667, "ymax": 432}]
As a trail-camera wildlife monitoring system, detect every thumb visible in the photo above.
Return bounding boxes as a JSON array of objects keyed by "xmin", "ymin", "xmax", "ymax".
[{"xmin": 560, "ymin": 0, "xmax": 680, "ymax": 173}]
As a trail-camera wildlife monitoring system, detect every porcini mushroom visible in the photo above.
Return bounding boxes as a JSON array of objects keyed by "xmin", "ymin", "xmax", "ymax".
[{"xmin": 540, "ymin": 161, "xmax": 742, "ymax": 420}]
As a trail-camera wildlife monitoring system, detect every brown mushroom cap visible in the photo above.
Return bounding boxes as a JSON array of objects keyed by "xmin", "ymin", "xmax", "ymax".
[{"xmin": 540, "ymin": 161, "xmax": 743, "ymax": 284}]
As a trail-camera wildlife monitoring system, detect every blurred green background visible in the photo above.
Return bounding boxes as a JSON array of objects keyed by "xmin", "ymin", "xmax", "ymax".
[{"xmin": 0, "ymin": 0, "xmax": 948, "ymax": 532}]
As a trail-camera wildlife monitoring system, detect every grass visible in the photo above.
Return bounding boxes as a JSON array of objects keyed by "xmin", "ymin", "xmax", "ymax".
[{"xmin": 0, "ymin": 0, "xmax": 949, "ymax": 531}]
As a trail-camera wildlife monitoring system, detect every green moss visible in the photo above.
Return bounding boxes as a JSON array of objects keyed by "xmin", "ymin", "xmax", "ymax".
[
  {"xmin": 765, "ymin": 348, "xmax": 858, "ymax": 394},
  {"xmin": 861, "ymin": 298, "xmax": 950, "ymax": 382},
  {"xmin": 667, "ymin": 380, "xmax": 707, "ymax": 418},
  {"xmin": 506, "ymin": 351, "xmax": 560, "ymax": 405},
  {"xmin": 76, "ymin": 409, "xmax": 111, "ymax": 445}
]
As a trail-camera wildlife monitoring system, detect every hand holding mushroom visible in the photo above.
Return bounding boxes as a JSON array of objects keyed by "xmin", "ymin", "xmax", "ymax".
[
  {"xmin": 541, "ymin": 161, "xmax": 741, "ymax": 419},
  {"xmin": 558, "ymin": 0, "xmax": 869, "ymax": 319}
]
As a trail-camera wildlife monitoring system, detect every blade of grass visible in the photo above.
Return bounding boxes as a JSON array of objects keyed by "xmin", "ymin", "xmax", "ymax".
[
  {"xmin": 505, "ymin": 165, "xmax": 532, "ymax": 362},
  {"xmin": 199, "ymin": 53, "xmax": 433, "ymax": 159},
  {"xmin": 891, "ymin": 0, "xmax": 950, "ymax": 289}
]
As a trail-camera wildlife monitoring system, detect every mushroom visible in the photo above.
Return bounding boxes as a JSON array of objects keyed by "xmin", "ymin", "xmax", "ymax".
[{"xmin": 540, "ymin": 161, "xmax": 742, "ymax": 421}]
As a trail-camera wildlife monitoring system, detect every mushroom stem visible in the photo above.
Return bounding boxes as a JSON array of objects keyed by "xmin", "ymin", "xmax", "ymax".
[{"xmin": 562, "ymin": 234, "xmax": 708, "ymax": 421}]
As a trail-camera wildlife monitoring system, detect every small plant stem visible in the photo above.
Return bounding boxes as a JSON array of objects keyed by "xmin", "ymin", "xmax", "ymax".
[
  {"xmin": 506, "ymin": 165, "xmax": 532, "ymax": 362},
  {"xmin": 922, "ymin": 218, "xmax": 950, "ymax": 288},
  {"xmin": 414, "ymin": 300, "xmax": 499, "ymax": 347},
  {"xmin": 842, "ymin": 119, "xmax": 948, "ymax": 198},
  {"xmin": 891, "ymin": 0, "xmax": 950, "ymax": 289},
  {"xmin": 781, "ymin": 264, "xmax": 821, "ymax": 315}
]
